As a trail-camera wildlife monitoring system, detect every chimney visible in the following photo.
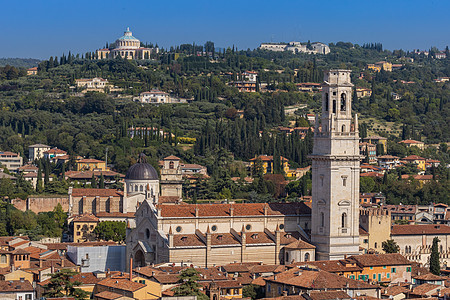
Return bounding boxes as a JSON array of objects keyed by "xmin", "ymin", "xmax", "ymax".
[
  {"xmin": 129, "ymin": 257, "xmax": 133, "ymax": 277},
  {"xmin": 106, "ymin": 268, "xmax": 110, "ymax": 277}
]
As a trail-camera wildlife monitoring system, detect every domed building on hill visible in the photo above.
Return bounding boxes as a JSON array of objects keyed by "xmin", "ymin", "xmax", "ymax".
[{"xmin": 96, "ymin": 27, "xmax": 158, "ymax": 60}]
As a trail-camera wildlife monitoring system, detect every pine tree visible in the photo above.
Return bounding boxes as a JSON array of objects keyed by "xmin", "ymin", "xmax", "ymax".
[{"xmin": 430, "ymin": 237, "xmax": 441, "ymax": 275}]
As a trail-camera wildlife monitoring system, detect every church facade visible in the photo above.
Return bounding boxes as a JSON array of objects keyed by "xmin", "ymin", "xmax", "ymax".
[
  {"xmin": 310, "ymin": 70, "xmax": 361, "ymax": 260},
  {"xmin": 126, "ymin": 201, "xmax": 315, "ymax": 269}
]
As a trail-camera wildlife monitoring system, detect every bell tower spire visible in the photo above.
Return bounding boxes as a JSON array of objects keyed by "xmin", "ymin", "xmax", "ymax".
[{"xmin": 310, "ymin": 69, "xmax": 361, "ymax": 260}]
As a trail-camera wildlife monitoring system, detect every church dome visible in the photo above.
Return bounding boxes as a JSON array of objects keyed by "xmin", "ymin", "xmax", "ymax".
[
  {"xmin": 118, "ymin": 27, "xmax": 139, "ymax": 41},
  {"xmin": 125, "ymin": 154, "xmax": 159, "ymax": 180},
  {"xmin": 115, "ymin": 27, "xmax": 140, "ymax": 49}
]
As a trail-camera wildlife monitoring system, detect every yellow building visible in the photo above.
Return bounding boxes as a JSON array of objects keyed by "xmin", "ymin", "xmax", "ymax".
[
  {"xmin": 72, "ymin": 214, "xmax": 99, "ymax": 243},
  {"xmin": 367, "ymin": 61, "xmax": 392, "ymax": 72},
  {"xmin": 94, "ymin": 274, "xmax": 161, "ymax": 299},
  {"xmin": 250, "ymin": 155, "xmax": 289, "ymax": 175},
  {"xmin": 27, "ymin": 67, "xmax": 38, "ymax": 75},
  {"xmin": 401, "ymin": 155, "xmax": 426, "ymax": 171},
  {"xmin": 76, "ymin": 159, "xmax": 107, "ymax": 171},
  {"xmin": 399, "ymin": 139, "xmax": 425, "ymax": 150},
  {"xmin": 359, "ymin": 208, "xmax": 391, "ymax": 254},
  {"xmin": 2, "ymin": 269, "xmax": 34, "ymax": 283},
  {"xmin": 356, "ymin": 87, "xmax": 372, "ymax": 98}
]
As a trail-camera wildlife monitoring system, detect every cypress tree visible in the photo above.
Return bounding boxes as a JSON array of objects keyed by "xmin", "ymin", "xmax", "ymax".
[
  {"xmin": 36, "ymin": 160, "xmax": 43, "ymax": 193},
  {"xmin": 91, "ymin": 174, "xmax": 97, "ymax": 188},
  {"xmin": 99, "ymin": 173, "xmax": 105, "ymax": 189},
  {"xmin": 44, "ymin": 158, "xmax": 50, "ymax": 187},
  {"xmin": 430, "ymin": 237, "xmax": 440, "ymax": 275}
]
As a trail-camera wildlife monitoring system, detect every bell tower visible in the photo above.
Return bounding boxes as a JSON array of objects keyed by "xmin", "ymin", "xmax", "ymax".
[{"xmin": 310, "ymin": 69, "xmax": 361, "ymax": 260}]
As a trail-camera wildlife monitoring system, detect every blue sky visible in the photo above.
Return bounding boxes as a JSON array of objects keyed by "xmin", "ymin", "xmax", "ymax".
[{"xmin": 1, "ymin": 0, "xmax": 449, "ymax": 59}]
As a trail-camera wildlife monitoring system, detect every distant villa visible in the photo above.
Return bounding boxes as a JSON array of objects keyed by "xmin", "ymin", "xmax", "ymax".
[
  {"xmin": 96, "ymin": 27, "xmax": 158, "ymax": 60},
  {"xmin": 260, "ymin": 41, "xmax": 330, "ymax": 55}
]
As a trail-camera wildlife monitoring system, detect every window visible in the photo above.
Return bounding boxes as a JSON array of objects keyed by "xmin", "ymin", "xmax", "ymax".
[
  {"xmin": 340, "ymin": 93, "xmax": 346, "ymax": 111},
  {"xmin": 374, "ymin": 242, "xmax": 378, "ymax": 248},
  {"xmin": 140, "ymin": 185, "xmax": 144, "ymax": 192},
  {"xmin": 373, "ymin": 273, "xmax": 376, "ymax": 280},
  {"xmin": 304, "ymin": 253, "xmax": 310, "ymax": 262},
  {"xmin": 363, "ymin": 239, "xmax": 368, "ymax": 243},
  {"xmin": 211, "ymin": 225, "xmax": 217, "ymax": 232},
  {"xmin": 391, "ymin": 267, "xmax": 396, "ymax": 273},
  {"xmin": 246, "ymin": 224, "xmax": 252, "ymax": 231},
  {"xmin": 341, "ymin": 213, "xmax": 347, "ymax": 228},
  {"xmin": 325, "ymin": 93, "xmax": 329, "ymax": 111},
  {"xmin": 25, "ymin": 294, "xmax": 32, "ymax": 300},
  {"xmin": 333, "ymin": 100, "xmax": 337, "ymax": 113},
  {"xmin": 387, "ymin": 273, "xmax": 390, "ymax": 279},
  {"xmin": 278, "ymin": 287, "xmax": 282, "ymax": 295},
  {"xmin": 406, "ymin": 267, "xmax": 411, "ymax": 272},
  {"xmin": 370, "ymin": 267, "xmax": 373, "ymax": 270},
  {"xmin": 383, "ymin": 266, "xmax": 386, "ymax": 269},
  {"xmin": 176, "ymin": 226, "xmax": 182, "ymax": 233},
  {"xmin": 279, "ymin": 224, "xmax": 285, "ymax": 230},
  {"xmin": 267, "ymin": 284, "xmax": 271, "ymax": 292},
  {"xmin": 342, "ymin": 176, "xmax": 347, "ymax": 186},
  {"xmin": 321, "ymin": 212, "xmax": 325, "ymax": 227},
  {"xmin": 342, "ymin": 125, "xmax": 346, "ymax": 132},
  {"xmin": 169, "ymin": 161, "xmax": 174, "ymax": 169},
  {"xmin": 146, "ymin": 229, "xmax": 150, "ymax": 239}
]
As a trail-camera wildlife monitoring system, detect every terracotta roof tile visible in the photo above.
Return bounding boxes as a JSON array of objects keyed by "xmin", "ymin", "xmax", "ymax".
[
  {"xmin": 73, "ymin": 214, "xmax": 99, "ymax": 222},
  {"xmin": 348, "ymin": 253, "xmax": 411, "ymax": 267},
  {"xmin": 94, "ymin": 291, "xmax": 127, "ymax": 300},
  {"xmin": 412, "ymin": 283, "xmax": 441, "ymax": 296},
  {"xmin": 392, "ymin": 224, "xmax": 450, "ymax": 235},
  {"xmin": 0, "ymin": 280, "xmax": 33, "ymax": 292},
  {"xmin": 97, "ymin": 277, "xmax": 145, "ymax": 292},
  {"xmin": 308, "ymin": 291, "xmax": 351, "ymax": 300},
  {"xmin": 158, "ymin": 202, "xmax": 310, "ymax": 218},
  {"xmin": 71, "ymin": 188, "xmax": 123, "ymax": 197}
]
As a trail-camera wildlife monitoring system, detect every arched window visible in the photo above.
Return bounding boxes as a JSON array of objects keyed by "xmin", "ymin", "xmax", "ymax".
[
  {"xmin": 321, "ymin": 212, "xmax": 325, "ymax": 227},
  {"xmin": 405, "ymin": 246, "xmax": 408, "ymax": 253},
  {"xmin": 440, "ymin": 245, "xmax": 443, "ymax": 252},
  {"xmin": 0, "ymin": 254, "xmax": 6, "ymax": 263},
  {"xmin": 333, "ymin": 100, "xmax": 337, "ymax": 113},
  {"xmin": 140, "ymin": 185, "xmax": 144, "ymax": 192},
  {"xmin": 135, "ymin": 185, "xmax": 138, "ymax": 192},
  {"xmin": 374, "ymin": 242, "xmax": 378, "ymax": 248},
  {"xmin": 304, "ymin": 253, "xmax": 310, "ymax": 262},
  {"xmin": 342, "ymin": 125, "xmax": 346, "ymax": 132},
  {"xmin": 409, "ymin": 246, "xmax": 412, "ymax": 253},
  {"xmin": 341, "ymin": 213, "xmax": 347, "ymax": 228},
  {"xmin": 340, "ymin": 93, "xmax": 346, "ymax": 111},
  {"xmin": 325, "ymin": 93, "xmax": 329, "ymax": 111},
  {"xmin": 169, "ymin": 161, "xmax": 174, "ymax": 169}
]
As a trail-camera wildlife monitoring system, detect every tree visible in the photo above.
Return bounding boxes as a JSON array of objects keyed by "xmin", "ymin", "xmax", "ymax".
[
  {"xmin": 173, "ymin": 268, "xmax": 208, "ymax": 300},
  {"xmin": 430, "ymin": 237, "xmax": 440, "ymax": 275},
  {"xmin": 93, "ymin": 221, "xmax": 126, "ymax": 242},
  {"xmin": 91, "ymin": 173, "xmax": 97, "ymax": 188},
  {"xmin": 43, "ymin": 269, "xmax": 90, "ymax": 300},
  {"xmin": 382, "ymin": 239, "xmax": 400, "ymax": 253},
  {"xmin": 36, "ymin": 160, "xmax": 43, "ymax": 193},
  {"xmin": 99, "ymin": 173, "xmax": 105, "ymax": 189}
]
